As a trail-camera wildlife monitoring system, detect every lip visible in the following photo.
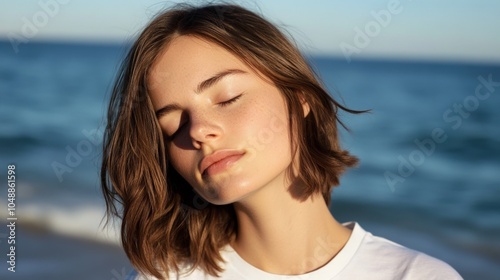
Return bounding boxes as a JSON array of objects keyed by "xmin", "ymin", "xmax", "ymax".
[{"xmin": 199, "ymin": 149, "xmax": 245, "ymax": 177}]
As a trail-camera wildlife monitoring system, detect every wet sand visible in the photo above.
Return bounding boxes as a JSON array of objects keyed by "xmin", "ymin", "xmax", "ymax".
[{"xmin": 0, "ymin": 225, "xmax": 133, "ymax": 280}]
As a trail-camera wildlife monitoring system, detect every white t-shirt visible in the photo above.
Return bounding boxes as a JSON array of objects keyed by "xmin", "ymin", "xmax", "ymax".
[{"xmin": 129, "ymin": 222, "xmax": 462, "ymax": 280}]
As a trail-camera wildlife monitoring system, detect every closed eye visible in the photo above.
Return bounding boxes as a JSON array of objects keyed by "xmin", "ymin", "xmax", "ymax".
[
  {"xmin": 167, "ymin": 94, "xmax": 243, "ymax": 140},
  {"xmin": 166, "ymin": 114, "xmax": 188, "ymax": 141},
  {"xmin": 218, "ymin": 94, "xmax": 243, "ymax": 107},
  {"xmin": 167, "ymin": 123, "xmax": 186, "ymax": 141}
]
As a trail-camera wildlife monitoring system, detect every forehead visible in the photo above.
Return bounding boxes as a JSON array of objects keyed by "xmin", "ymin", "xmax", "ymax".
[{"xmin": 148, "ymin": 36, "xmax": 249, "ymax": 94}]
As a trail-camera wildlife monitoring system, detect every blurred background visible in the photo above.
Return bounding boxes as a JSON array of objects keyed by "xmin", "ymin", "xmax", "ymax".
[{"xmin": 1, "ymin": 0, "xmax": 499, "ymax": 279}]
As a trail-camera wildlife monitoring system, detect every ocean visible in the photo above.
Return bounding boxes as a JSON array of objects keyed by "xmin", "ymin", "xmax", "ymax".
[{"xmin": 0, "ymin": 40, "xmax": 499, "ymax": 279}]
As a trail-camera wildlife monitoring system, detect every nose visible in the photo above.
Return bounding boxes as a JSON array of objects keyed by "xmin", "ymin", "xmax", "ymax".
[{"xmin": 189, "ymin": 113, "xmax": 221, "ymax": 149}]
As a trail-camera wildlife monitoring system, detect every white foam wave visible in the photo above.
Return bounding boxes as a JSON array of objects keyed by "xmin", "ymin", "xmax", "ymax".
[{"xmin": 0, "ymin": 183, "xmax": 121, "ymax": 245}]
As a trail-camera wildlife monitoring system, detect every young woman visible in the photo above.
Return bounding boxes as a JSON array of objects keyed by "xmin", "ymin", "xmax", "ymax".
[{"xmin": 101, "ymin": 3, "xmax": 462, "ymax": 279}]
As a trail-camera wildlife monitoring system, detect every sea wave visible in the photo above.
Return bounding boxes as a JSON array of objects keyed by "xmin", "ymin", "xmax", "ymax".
[{"xmin": 0, "ymin": 182, "xmax": 121, "ymax": 246}]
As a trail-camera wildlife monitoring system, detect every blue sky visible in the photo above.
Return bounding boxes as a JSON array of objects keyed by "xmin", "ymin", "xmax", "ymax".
[{"xmin": 2, "ymin": 0, "xmax": 500, "ymax": 62}]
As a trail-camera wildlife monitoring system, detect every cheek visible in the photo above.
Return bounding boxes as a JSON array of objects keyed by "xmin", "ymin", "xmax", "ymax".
[
  {"xmin": 238, "ymin": 95, "xmax": 291, "ymax": 155},
  {"xmin": 167, "ymin": 145, "xmax": 196, "ymax": 181}
]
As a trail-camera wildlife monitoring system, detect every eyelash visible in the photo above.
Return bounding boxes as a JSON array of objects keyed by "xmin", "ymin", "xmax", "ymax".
[
  {"xmin": 218, "ymin": 94, "xmax": 243, "ymax": 107},
  {"xmin": 167, "ymin": 94, "xmax": 243, "ymax": 140}
]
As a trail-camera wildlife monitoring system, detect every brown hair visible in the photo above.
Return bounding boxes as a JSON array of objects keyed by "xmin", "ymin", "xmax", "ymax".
[{"xmin": 101, "ymin": 3, "xmax": 361, "ymax": 279}]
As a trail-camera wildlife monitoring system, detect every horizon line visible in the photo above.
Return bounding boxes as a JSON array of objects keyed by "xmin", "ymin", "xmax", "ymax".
[{"xmin": 1, "ymin": 37, "xmax": 500, "ymax": 67}]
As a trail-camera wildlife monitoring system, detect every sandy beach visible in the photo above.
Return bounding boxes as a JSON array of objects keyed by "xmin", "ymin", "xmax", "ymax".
[{"xmin": 0, "ymin": 225, "xmax": 133, "ymax": 280}]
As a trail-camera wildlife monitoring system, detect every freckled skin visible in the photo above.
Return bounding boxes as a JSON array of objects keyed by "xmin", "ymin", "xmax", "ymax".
[{"xmin": 148, "ymin": 36, "xmax": 293, "ymax": 205}]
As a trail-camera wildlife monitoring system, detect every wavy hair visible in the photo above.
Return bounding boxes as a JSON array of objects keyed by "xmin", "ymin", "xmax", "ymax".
[{"xmin": 101, "ymin": 3, "xmax": 361, "ymax": 279}]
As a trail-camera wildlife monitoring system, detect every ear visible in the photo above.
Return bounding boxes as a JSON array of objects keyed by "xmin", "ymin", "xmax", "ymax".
[{"xmin": 299, "ymin": 95, "xmax": 310, "ymax": 118}]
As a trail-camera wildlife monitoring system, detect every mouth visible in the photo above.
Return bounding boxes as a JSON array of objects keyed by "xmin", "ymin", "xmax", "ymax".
[{"xmin": 200, "ymin": 150, "xmax": 245, "ymax": 177}]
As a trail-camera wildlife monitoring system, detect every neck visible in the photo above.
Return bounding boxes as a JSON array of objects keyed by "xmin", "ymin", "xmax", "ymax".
[{"xmin": 230, "ymin": 179, "xmax": 351, "ymax": 275}]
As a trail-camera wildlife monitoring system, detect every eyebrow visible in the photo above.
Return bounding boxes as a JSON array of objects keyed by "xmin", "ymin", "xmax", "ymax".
[
  {"xmin": 155, "ymin": 103, "xmax": 182, "ymax": 118},
  {"xmin": 195, "ymin": 68, "xmax": 246, "ymax": 94},
  {"xmin": 155, "ymin": 68, "xmax": 246, "ymax": 118}
]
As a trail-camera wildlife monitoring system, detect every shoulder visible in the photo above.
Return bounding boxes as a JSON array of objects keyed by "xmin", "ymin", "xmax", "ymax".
[
  {"xmin": 404, "ymin": 252, "xmax": 463, "ymax": 279},
  {"xmin": 346, "ymin": 223, "xmax": 462, "ymax": 279},
  {"xmin": 126, "ymin": 268, "xmax": 207, "ymax": 280},
  {"xmin": 126, "ymin": 267, "xmax": 212, "ymax": 280}
]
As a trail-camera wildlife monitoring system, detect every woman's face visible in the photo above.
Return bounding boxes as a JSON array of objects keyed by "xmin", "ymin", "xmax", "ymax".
[{"xmin": 148, "ymin": 36, "xmax": 295, "ymax": 205}]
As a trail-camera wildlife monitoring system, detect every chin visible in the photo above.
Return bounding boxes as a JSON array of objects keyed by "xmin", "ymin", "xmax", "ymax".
[
  {"xmin": 196, "ymin": 177, "xmax": 257, "ymax": 205},
  {"xmin": 198, "ymin": 190, "xmax": 243, "ymax": 206}
]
